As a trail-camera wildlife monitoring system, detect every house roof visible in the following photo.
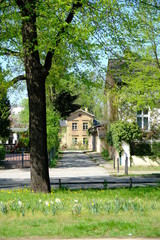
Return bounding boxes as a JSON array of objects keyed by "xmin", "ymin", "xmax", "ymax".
[
  {"xmin": 88, "ymin": 124, "xmax": 106, "ymax": 138},
  {"xmin": 68, "ymin": 109, "xmax": 95, "ymax": 118}
]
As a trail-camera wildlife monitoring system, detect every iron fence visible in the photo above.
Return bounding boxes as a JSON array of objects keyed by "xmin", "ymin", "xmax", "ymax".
[
  {"xmin": 52, "ymin": 177, "xmax": 160, "ymax": 189},
  {"xmin": 4, "ymin": 145, "xmax": 30, "ymax": 168}
]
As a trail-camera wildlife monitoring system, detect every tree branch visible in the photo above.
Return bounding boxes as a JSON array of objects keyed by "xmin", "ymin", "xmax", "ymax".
[
  {"xmin": 44, "ymin": 0, "xmax": 82, "ymax": 72},
  {"xmin": 11, "ymin": 75, "xmax": 26, "ymax": 85},
  {"xmin": 0, "ymin": 48, "xmax": 20, "ymax": 57},
  {"xmin": 140, "ymin": 1, "xmax": 160, "ymax": 9}
]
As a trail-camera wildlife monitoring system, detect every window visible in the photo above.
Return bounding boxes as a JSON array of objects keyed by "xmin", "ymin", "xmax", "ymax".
[
  {"xmin": 137, "ymin": 109, "xmax": 149, "ymax": 130},
  {"xmin": 83, "ymin": 138, "xmax": 88, "ymax": 145},
  {"xmin": 72, "ymin": 123, "xmax": 77, "ymax": 130},
  {"xmin": 72, "ymin": 138, "xmax": 78, "ymax": 145},
  {"xmin": 83, "ymin": 122, "xmax": 88, "ymax": 130}
]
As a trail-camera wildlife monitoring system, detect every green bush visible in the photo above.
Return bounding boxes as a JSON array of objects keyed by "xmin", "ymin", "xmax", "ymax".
[
  {"xmin": 130, "ymin": 142, "xmax": 152, "ymax": 156},
  {"xmin": 0, "ymin": 145, "xmax": 5, "ymax": 160},
  {"xmin": 107, "ymin": 121, "xmax": 141, "ymax": 153},
  {"xmin": 151, "ymin": 141, "xmax": 160, "ymax": 157},
  {"xmin": 20, "ymin": 136, "xmax": 29, "ymax": 147},
  {"xmin": 49, "ymin": 152, "xmax": 58, "ymax": 168},
  {"xmin": 101, "ymin": 149, "xmax": 109, "ymax": 159}
]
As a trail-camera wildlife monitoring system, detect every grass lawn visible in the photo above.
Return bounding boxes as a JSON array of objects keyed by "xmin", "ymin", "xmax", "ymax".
[
  {"xmin": 129, "ymin": 165, "xmax": 160, "ymax": 171},
  {"xmin": 0, "ymin": 187, "xmax": 160, "ymax": 238}
]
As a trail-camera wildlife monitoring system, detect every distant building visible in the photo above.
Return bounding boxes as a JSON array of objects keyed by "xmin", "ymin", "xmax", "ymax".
[{"xmin": 60, "ymin": 109, "xmax": 95, "ymax": 150}]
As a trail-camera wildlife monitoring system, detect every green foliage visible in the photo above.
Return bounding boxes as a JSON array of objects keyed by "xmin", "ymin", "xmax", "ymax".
[
  {"xmin": 151, "ymin": 142, "xmax": 160, "ymax": 158},
  {"xmin": 101, "ymin": 149, "xmax": 110, "ymax": 160},
  {"xmin": 19, "ymin": 99, "xmax": 29, "ymax": 127},
  {"xmin": 0, "ymin": 92, "xmax": 11, "ymax": 140},
  {"xmin": 47, "ymin": 106, "xmax": 60, "ymax": 152},
  {"xmin": 106, "ymin": 3, "xmax": 160, "ymax": 116},
  {"xmin": 49, "ymin": 152, "xmax": 58, "ymax": 168},
  {"xmin": 130, "ymin": 142, "xmax": 152, "ymax": 156},
  {"xmin": 0, "ymin": 145, "xmax": 5, "ymax": 160},
  {"xmin": 107, "ymin": 121, "xmax": 141, "ymax": 153},
  {"xmin": 0, "ymin": 68, "xmax": 11, "ymax": 140},
  {"xmin": 131, "ymin": 141, "xmax": 160, "ymax": 157},
  {"xmin": 19, "ymin": 135, "xmax": 29, "ymax": 148},
  {"xmin": 46, "ymin": 66, "xmax": 105, "ymax": 121},
  {"xmin": 53, "ymin": 90, "xmax": 80, "ymax": 118}
]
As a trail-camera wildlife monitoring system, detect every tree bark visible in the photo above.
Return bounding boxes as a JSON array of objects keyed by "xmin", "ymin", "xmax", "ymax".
[{"xmin": 27, "ymin": 74, "xmax": 50, "ymax": 193}]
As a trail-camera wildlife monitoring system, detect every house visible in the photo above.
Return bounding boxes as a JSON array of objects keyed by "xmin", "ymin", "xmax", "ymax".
[
  {"xmin": 60, "ymin": 109, "xmax": 95, "ymax": 150},
  {"xmin": 104, "ymin": 59, "xmax": 160, "ymax": 166},
  {"xmin": 7, "ymin": 127, "xmax": 28, "ymax": 145}
]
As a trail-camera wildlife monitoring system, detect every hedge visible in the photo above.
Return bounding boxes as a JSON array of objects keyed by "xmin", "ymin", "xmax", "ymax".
[{"xmin": 0, "ymin": 145, "xmax": 5, "ymax": 160}]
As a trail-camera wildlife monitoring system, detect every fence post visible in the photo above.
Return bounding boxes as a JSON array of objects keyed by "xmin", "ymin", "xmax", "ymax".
[
  {"xmin": 129, "ymin": 178, "xmax": 132, "ymax": 188},
  {"xmin": 119, "ymin": 153, "xmax": 122, "ymax": 166},
  {"xmin": 125, "ymin": 155, "xmax": 128, "ymax": 175},
  {"xmin": 59, "ymin": 179, "xmax": 62, "ymax": 189},
  {"xmin": 22, "ymin": 148, "xmax": 24, "ymax": 168},
  {"xmin": 113, "ymin": 156, "xmax": 115, "ymax": 169},
  {"xmin": 117, "ymin": 158, "xmax": 119, "ymax": 173}
]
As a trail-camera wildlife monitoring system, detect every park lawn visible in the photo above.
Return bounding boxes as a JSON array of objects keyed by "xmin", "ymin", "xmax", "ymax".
[
  {"xmin": 0, "ymin": 187, "xmax": 160, "ymax": 238},
  {"xmin": 129, "ymin": 165, "xmax": 160, "ymax": 171}
]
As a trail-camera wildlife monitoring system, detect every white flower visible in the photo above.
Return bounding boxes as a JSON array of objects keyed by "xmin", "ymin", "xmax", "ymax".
[
  {"xmin": 18, "ymin": 200, "xmax": 22, "ymax": 207},
  {"xmin": 55, "ymin": 198, "xmax": 61, "ymax": 203},
  {"xmin": 45, "ymin": 201, "xmax": 49, "ymax": 206},
  {"xmin": 74, "ymin": 199, "xmax": 78, "ymax": 203},
  {"xmin": 39, "ymin": 199, "xmax": 42, "ymax": 203},
  {"xmin": 50, "ymin": 201, "xmax": 53, "ymax": 204}
]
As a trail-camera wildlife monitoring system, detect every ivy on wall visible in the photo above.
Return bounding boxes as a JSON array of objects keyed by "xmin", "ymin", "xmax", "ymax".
[{"xmin": 106, "ymin": 121, "xmax": 141, "ymax": 153}]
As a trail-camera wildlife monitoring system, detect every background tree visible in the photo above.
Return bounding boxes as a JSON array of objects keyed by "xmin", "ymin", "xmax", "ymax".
[
  {"xmin": 0, "ymin": 70, "xmax": 11, "ymax": 140},
  {"xmin": 104, "ymin": 1, "xmax": 160, "ymax": 124}
]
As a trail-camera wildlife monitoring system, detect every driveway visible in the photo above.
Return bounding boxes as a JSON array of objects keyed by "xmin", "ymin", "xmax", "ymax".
[{"xmin": 53, "ymin": 151, "xmax": 109, "ymax": 177}]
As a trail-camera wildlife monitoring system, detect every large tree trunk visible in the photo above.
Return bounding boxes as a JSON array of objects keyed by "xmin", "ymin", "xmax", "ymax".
[
  {"xmin": 17, "ymin": 0, "xmax": 50, "ymax": 192},
  {"xmin": 27, "ymin": 75, "xmax": 50, "ymax": 193}
]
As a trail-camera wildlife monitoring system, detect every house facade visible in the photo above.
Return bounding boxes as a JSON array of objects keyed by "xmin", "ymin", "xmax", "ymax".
[{"xmin": 60, "ymin": 109, "xmax": 95, "ymax": 150}]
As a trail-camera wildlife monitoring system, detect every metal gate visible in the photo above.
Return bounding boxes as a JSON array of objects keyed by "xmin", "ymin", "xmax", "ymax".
[{"xmin": 4, "ymin": 145, "xmax": 30, "ymax": 168}]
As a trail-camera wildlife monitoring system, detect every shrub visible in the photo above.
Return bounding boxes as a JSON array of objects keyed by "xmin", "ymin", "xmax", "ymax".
[
  {"xmin": 0, "ymin": 145, "xmax": 5, "ymax": 160},
  {"xmin": 151, "ymin": 141, "xmax": 160, "ymax": 157},
  {"xmin": 101, "ymin": 149, "xmax": 109, "ymax": 159},
  {"xmin": 107, "ymin": 121, "xmax": 141, "ymax": 153},
  {"xmin": 130, "ymin": 142, "xmax": 152, "ymax": 156},
  {"xmin": 20, "ymin": 136, "xmax": 29, "ymax": 147}
]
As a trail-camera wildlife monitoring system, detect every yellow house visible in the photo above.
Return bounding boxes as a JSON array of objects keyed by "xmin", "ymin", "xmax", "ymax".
[{"xmin": 60, "ymin": 109, "xmax": 94, "ymax": 150}]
